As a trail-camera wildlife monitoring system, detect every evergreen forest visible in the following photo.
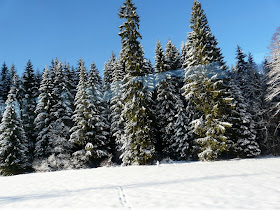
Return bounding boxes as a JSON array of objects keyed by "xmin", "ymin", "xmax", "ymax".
[{"xmin": 0, "ymin": 0, "xmax": 280, "ymax": 175}]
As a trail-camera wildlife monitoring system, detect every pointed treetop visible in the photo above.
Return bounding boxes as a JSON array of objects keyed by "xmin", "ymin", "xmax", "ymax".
[
  {"xmin": 119, "ymin": 0, "xmax": 145, "ymax": 76},
  {"xmin": 235, "ymin": 45, "xmax": 247, "ymax": 73},
  {"xmin": 185, "ymin": 0, "xmax": 227, "ymax": 69}
]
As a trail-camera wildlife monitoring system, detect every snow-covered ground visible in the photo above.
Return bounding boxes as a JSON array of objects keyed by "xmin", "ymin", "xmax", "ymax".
[{"xmin": 0, "ymin": 157, "xmax": 279, "ymax": 209}]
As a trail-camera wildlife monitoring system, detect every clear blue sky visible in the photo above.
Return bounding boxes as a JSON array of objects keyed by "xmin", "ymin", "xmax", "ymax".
[{"xmin": 0, "ymin": 0, "xmax": 279, "ymax": 75}]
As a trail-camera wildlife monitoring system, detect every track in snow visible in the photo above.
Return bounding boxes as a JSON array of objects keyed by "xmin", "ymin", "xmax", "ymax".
[{"xmin": 117, "ymin": 186, "xmax": 131, "ymax": 209}]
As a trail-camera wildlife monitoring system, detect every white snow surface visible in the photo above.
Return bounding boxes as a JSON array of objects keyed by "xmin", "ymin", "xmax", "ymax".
[{"xmin": 0, "ymin": 157, "xmax": 280, "ymax": 209}]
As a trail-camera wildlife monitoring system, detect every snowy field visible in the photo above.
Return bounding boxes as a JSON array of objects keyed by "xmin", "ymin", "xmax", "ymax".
[{"xmin": 0, "ymin": 157, "xmax": 279, "ymax": 209}]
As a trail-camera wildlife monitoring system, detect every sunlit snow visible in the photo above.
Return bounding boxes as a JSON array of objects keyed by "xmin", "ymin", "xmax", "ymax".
[{"xmin": 0, "ymin": 157, "xmax": 279, "ymax": 209}]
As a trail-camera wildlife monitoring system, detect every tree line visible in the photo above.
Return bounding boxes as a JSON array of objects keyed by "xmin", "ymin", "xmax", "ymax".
[{"xmin": 0, "ymin": 0, "xmax": 279, "ymax": 175}]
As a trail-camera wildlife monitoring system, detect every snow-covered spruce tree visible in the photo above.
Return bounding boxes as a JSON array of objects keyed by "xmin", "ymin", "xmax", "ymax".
[
  {"xmin": 71, "ymin": 66, "xmax": 79, "ymax": 90},
  {"xmin": 10, "ymin": 64, "xmax": 16, "ymax": 82},
  {"xmin": 34, "ymin": 67, "xmax": 54, "ymax": 160},
  {"xmin": 110, "ymin": 58, "xmax": 125, "ymax": 162},
  {"xmin": 103, "ymin": 52, "xmax": 117, "ymax": 93},
  {"xmin": 70, "ymin": 59, "xmax": 107, "ymax": 168},
  {"xmin": 87, "ymin": 61, "xmax": 110, "ymax": 161},
  {"xmin": 143, "ymin": 59, "xmax": 155, "ymax": 74},
  {"xmin": 263, "ymin": 59, "xmax": 271, "ymax": 75},
  {"xmin": 34, "ymin": 69, "xmax": 42, "ymax": 98},
  {"xmin": 33, "ymin": 61, "xmax": 74, "ymax": 172},
  {"xmin": 63, "ymin": 63, "xmax": 76, "ymax": 112},
  {"xmin": 234, "ymin": 45, "xmax": 247, "ymax": 75},
  {"xmin": 182, "ymin": 0, "xmax": 229, "ymax": 160},
  {"xmin": 21, "ymin": 60, "xmax": 38, "ymax": 158},
  {"xmin": 52, "ymin": 61, "xmax": 74, "ymax": 131},
  {"xmin": 1, "ymin": 64, "xmax": 18, "ymax": 121},
  {"xmin": 118, "ymin": 0, "xmax": 155, "ymax": 165},
  {"xmin": 154, "ymin": 40, "xmax": 192, "ymax": 159},
  {"xmin": 103, "ymin": 55, "xmax": 123, "ymax": 161},
  {"xmin": 246, "ymin": 53, "xmax": 266, "ymax": 152},
  {"xmin": 246, "ymin": 52, "xmax": 264, "ymax": 107},
  {"xmin": 153, "ymin": 40, "xmax": 167, "ymax": 155},
  {"xmin": 46, "ymin": 61, "xmax": 74, "ymax": 168},
  {"xmin": 2, "ymin": 64, "xmax": 21, "ymax": 120},
  {"xmin": 265, "ymin": 27, "xmax": 280, "ymax": 155},
  {"xmin": 0, "ymin": 76, "xmax": 30, "ymax": 175},
  {"xmin": 230, "ymin": 46, "xmax": 261, "ymax": 157},
  {"xmin": 184, "ymin": 70, "xmax": 232, "ymax": 161},
  {"xmin": 156, "ymin": 74, "xmax": 192, "ymax": 160},
  {"xmin": 154, "ymin": 40, "xmax": 168, "ymax": 73},
  {"xmin": 181, "ymin": 41, "xmax": 188, "ymax": 68},
  {"xmin": 226, "ymin": 80, "xmax": 261, "ymax": 158},
  {"xmin": 0, "ymin": 62, "xmax": 12, "ymax": 104},
  {"xmin": 165, "ymin": 39, "xmax": 182, "ymax": 71},
  {"xmin": 103, "ymin": 54, "xmax": 117, "ymax": 149},
  {"xmin": 183, "ymin": 0, "xmax": 226, "ymax": 70}
]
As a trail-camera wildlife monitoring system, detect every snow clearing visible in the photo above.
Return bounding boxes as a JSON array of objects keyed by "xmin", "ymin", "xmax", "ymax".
[{"xmin": 0, "ymin": 157, "xmax": 279, "ymax": 209}]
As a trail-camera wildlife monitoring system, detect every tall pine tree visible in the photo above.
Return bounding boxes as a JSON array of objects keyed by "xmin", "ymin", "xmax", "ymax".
[
  {"xmin": 182, "ymin": 0, "xmax": 229, "ymax": 160},
  {"xmin": 0, "ymin": 62, "xmax": 12, "ymax": 103},
  {"xmin": 21, "ymin": 60, "xmax": 38, "ymax": 158},
  {"xmin": 34, "ymin": 67, "xmax": 54, "ymax": 160},
  {"xmin": 110, "ymin": 58, "xmax": 125, "ymax": 162},
  {"xmin": 0, "ymin": 76, "xmax": 30, "ymax": 175},
  {"xmin": 87, "ymin": 61, "xmax": 110, "ymax": 160},
  {"xmin": 230, "ymin": 46, "xmax": 261, "ymax": 157},
  {"xmin": 118, "ymin": 0, "xmax": 155, "ymax": 165}
]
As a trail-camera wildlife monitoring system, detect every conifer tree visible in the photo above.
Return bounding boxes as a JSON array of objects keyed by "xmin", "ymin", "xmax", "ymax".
[
  {"xmin": 144, "ymin": 59, "xmax": 154, "ymax": 74},
  {"xmin": 63, "ymin": 64, "xmax": 76, "ymax": 112},
  {"xmin": 246, "ymin": 53, "xmax": 265, "ymax": 109},
  {"xmin": 119, "ymin": 0, "xmax": 155, "ymax": 165},
  {"xmin": 33, "ymin": 61, "xmax": 74, "ymax": 171},
  {"xmin": 0, "ymin": 76, "xmax": 30, "ymax": 175},
  {"xmin": 184, "ymin": 0, "xmax": 226, "ymax": 69},
  {"xmin": 227, "ymin": 80, "xmax": 261, "ymax": 158},
  {"xmin": 35, "ymin": 69, "xmax": 42, "ymax": 98},
  {"xmin": 110, "ymin": 58, "xmax": 125, "ymax": 161},
  {"xmin": 70, "ymin": 59, "xmax": 108, "ymax": 167},
  {"xmin": 0, "ymin": 62, "xmax": 12, "ymax": 103},
  {"xmin": 235, "ymin": 45, "xmax": 247, "ymax": 74},
  {"xmin": 103, "ymin": 52, "xmax": 117, "ymax": 92},
  {"xmin": 5, "ymin": 65, "xmax": 21, "ymax": 120},
  {"xmin": 49, "ymin": 61, "xmax": 74, "ymax": 156},
  {"xmin": 87, "ymin": 61, "xmax": 110, "ymax": 158},
  {"xmin": 1, "ymin": 64, "xmax": 17, "ymax": 121},
  {"xmin": 154, "ymin": 39, "xmax": 190, "ymax": 158},
  {"xmin": 184, "ymin": 69, "xmax": 232, "ymax": 161},
  {"xmin": 154, "ymin": 41, "xmax": 168, "ymax": 73},
  {"xmin": 246, "ymin": 53, "xmax": 266, "ymax": 151},
  {"xmin": 265, "ymin": 27, "xmax": 280, "ymax": 154},
  {"xmin": 71, "ymin": 66, "xmax": 79, "ymax": 89},
  {"xmin": 156, "ymin": 75, "xmax": 192, "ymax": 160},
  {"xmin": 34, "ymin": 67, "xmax": 54, "ymax": 160},
  {"xmin": 170, "ymin": 101, "xmax": 193, "ymax": 160},
  {"xmin": 10, "ymin": 64, "xmax": 17, "ymax": 83},
  {"xmin": 165, "ymin": 40, "xmax": 182, "ymax": 70},
  {"xmin": 182, "ymin": 1, "xmax": 230, "ymax": 160},
  {"xmin": 103, "ymin": 55, "xmax": 121, "ymax": 160},
  {"xmin": 230, "ymin": 46, "xmax": 261, "ymax": 157},
  {"xmin": 181, "ymin": 41, "xmax": 188, "ymax": 68},
  {"xmin": 52, "ymin": 61, "xmax": 74, "ymax": 130},
  {"xmin": 21, "ymin": 60, "xmax": 38, "ymax": 157}
]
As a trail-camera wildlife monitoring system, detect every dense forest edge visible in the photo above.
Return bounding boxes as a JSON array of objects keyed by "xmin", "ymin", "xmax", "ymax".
[{"xmin": 0, "ymin": 0, "xmax": 279, "ymax": 175}]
